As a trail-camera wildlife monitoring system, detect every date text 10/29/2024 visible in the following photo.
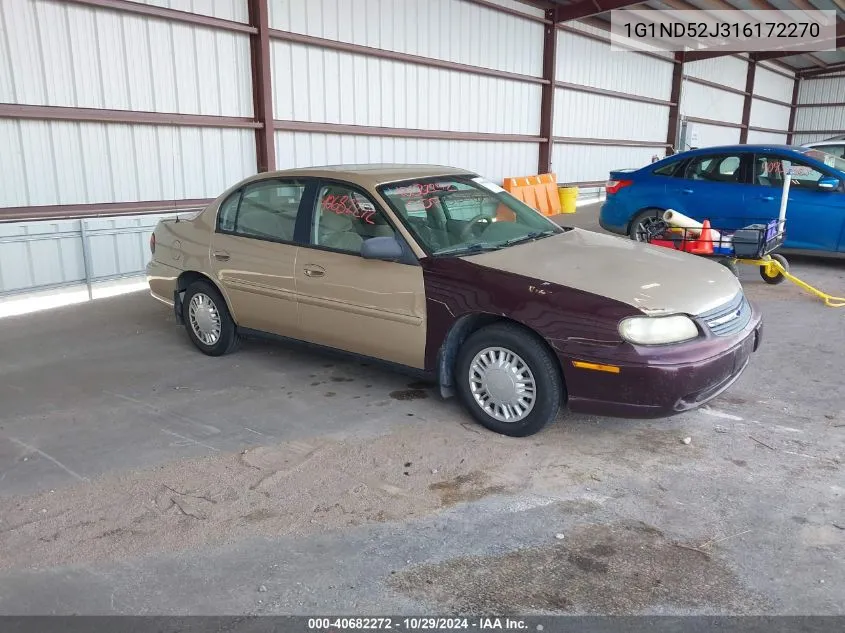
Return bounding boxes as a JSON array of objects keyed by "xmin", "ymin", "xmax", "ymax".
[{"xmin": 308, "ymin": 617, "xmax": 533, "ymax": 630}]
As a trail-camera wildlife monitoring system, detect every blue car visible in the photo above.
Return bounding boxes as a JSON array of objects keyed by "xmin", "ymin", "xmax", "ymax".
[{"xmin": 599, "ymin": 145, "xmax": 845, "ymax": 254}]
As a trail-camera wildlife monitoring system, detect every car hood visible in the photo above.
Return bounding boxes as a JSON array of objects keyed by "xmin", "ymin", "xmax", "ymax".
[{"xmin": 461, "ymin": 228, "xmax": 742, "ymax": 316}]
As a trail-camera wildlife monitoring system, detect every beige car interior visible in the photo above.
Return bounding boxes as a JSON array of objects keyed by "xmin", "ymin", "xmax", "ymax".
[{"xmin": 315, "ymin": 186, "xmax": 395, "ymax": 254}]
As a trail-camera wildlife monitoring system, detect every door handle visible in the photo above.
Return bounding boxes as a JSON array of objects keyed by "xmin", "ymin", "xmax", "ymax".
[
  {"xmin": 303, "ymin": 265, "xmax": 325, "ymax": 278},
  {"xmin": 681, "ymin": 188, "xmax": 694, "ymax": 194},
  {"xmin": 759, "ymin": 195, "xmax": 775, "ymax": 201},
  {"xmin": 212, "ymin": 250, "xmax": 230, "ymax": 261}
]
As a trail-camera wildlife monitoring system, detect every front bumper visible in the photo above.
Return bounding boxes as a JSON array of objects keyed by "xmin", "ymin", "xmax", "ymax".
[{"xmin": 562, "ymin": 313, "xmax": 763, "ymax": 419}]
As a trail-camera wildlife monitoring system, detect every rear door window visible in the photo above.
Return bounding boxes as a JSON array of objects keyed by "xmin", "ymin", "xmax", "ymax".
[
  {"xmin": 217, "ymin": 180, "xmax": 306, "ymax": 243},
  {"xmin": 683, "ymin": 154, "xmax": 745, "ymax": 183}
]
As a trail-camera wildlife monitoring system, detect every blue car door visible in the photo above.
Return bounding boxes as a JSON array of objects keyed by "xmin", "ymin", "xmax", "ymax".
[
  {"xmin": 745, "ymin": 153, "xmax": 845, "ymax": 253},
  {"xmin": 663, "ymin": 151, "xmax": 753, "ymax": 231}
]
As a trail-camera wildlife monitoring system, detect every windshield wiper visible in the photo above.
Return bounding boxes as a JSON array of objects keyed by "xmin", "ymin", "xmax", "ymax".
[
  {"xmin": 500, "ymin": 230, "xmax": 558, "ymax": 247},
  {"xmin": 433, "ymin": 242, "xmax": 504, "ymax": 256}
]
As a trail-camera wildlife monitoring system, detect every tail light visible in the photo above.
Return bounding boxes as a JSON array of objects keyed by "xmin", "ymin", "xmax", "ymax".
[
  {"xmin": 149, "ymin": 232, "xmax": 156, "ymax": 255},
  {"xmin": 606, "ymin": 179, "xmax": 633, "ymax": 195}
]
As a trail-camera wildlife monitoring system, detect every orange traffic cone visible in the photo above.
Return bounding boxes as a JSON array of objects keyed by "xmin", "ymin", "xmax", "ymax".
[{"xmin": 694, "ymin": 219, "xmax": 714, "ymax": 255}]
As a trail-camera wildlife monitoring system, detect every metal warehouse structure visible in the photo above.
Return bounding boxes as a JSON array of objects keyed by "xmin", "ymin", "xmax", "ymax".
[{"xmin": 1, "ymin": 0, "xmax": 845, "ymax": 298}]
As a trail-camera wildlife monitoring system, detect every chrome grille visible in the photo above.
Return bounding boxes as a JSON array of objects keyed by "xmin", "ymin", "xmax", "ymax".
[{"xmin": 697, "ymin": 292, "xmax": 752, "ymax": 337}]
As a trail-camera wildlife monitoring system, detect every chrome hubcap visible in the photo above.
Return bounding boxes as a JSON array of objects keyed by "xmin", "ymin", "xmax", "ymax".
[
  {"xmin": 468, "ymin": 347, "xmax": 536, "ymax": 423},
  {"xmin": 188, "ymin": 292, "xmax": 221, "ymax": 346}
]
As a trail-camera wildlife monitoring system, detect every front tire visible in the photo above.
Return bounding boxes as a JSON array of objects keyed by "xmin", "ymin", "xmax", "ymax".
[
  {"xmin": 455, "ymin": 323, "xmax": 563, "ymax": 437},
  {"xmin": 182, "ymin": 280, "xmax": 239, "ymax": 356}
]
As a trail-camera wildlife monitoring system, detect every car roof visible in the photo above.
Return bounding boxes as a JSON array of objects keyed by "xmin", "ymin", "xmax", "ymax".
[
  {"xmin": 243, "ymin": 164, "xmax": 477, "ymax": 189},
  {"xmin": 668, "ymin": 144, "xmax": 799, "ymax": 156}
]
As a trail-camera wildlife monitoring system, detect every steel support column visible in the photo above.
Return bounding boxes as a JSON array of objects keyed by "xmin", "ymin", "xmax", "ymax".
[
  {"xmin": 666, "ymin": 52, "xmax": 684, "ymax": 154},
  {"xmin": 538, "ymin": 7, "xmax": 557, "ymax": 174},
  {"xmin": 739, "ymin": 58, "xmax": 757, "ymax": 144},
  {"xmin": 248, "ymin": 0, "xmax": 275, "ymax": 172},
  {"xmin": 786, "ymin": 77, "xmax": 801, "ymax": 145}
]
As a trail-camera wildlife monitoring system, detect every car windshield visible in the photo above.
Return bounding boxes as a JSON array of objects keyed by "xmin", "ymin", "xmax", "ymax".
[
  {"xmin": 378, "ymin": 176, "xmax": 565, "ymax": 257},
  {"xmin": 797, "ymin": 147, "xmax": 845, "ymax": 173}
]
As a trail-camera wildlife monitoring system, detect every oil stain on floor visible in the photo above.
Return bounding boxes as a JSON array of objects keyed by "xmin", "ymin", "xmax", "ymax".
[{"xmin": 390, "ymin": 521, "xmax": 767, "ymax": 615}]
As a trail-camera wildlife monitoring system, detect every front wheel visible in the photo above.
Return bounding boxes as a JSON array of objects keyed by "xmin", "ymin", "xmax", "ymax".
[
  {"xmin": 455, "ymin": 323, "xmax": 563, "ymax": 437},
  {"xmin": 760, "ymin": 254, "xmax": 788, "ymax": 285}
]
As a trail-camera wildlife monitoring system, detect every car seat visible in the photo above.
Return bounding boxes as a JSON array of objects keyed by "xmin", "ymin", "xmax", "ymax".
[{"xmin": 318, "ymin": 212, "xmax": 364, "ymax": 253}]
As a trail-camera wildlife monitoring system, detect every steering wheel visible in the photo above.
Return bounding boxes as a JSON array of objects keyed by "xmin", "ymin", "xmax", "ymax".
[{"xmin": 459, "ymin": 214, "xmax": 493, "ymax": 241}]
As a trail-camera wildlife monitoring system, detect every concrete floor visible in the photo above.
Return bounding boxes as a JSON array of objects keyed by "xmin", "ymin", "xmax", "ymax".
[{"xmin": 1, "ymin": 204, "xmax": 844, "ymax": 616}]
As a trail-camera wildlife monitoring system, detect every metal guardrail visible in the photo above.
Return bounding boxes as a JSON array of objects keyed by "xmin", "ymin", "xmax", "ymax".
[{"xmin": 0, "ymin": 213, "xmax": 179, "ymax": 299}]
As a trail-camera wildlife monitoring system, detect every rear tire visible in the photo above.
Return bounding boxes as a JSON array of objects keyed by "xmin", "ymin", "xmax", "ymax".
[
  {"xmin": 455, "ymin": 323, "xmax": 563, "ymax": 437},
  {"xmin": 182, "ymin": 280, "xmax": 240, "ymax": 356},
  {"xmin": 760, "ymin": 253, "xmax": 788, "ymax": 285},
  {"xmin": 628, "ymin": 208, "xmax": 664, "ymax": 241}
]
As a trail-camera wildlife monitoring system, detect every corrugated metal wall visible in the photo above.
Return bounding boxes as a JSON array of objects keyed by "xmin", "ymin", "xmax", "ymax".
[
  {"xmin": 0, "ymin": 120, "xmax": 256, "ymax": 207},
  {"xmin": 269, "ymin": 0, "xmax": 544, "ymax": 180},
  {"xmin": 0, "ymin": 213, "xmax": 177, "ymax": 295},
  {"xmin": 271, "ymin": 43, "xmax": 540, "ymax": 134},
  {"xmin": 794, "ymin": 76, "xmax": 845, "ymax": 146},
  {"xmin": 275, "ymin": 132, "xmax": 539, "ymax": 185},
  {"xmin": 0, "ymin": 0, "xmax": 256, "ymax": 210},
  {"xmin": 748, "ymin": 64, "xmax": 792, "ymax": 143},
  {"xmin": 553, "ymin": 23, "xmax": 673, "ymax": 184},
  {"xmin": 680, "ymin": 56, "xmax": 747, "ymax": 148}
]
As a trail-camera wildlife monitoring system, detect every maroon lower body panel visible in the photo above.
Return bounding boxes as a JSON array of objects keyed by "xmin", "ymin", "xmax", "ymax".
[{"xmin": 561, "ymin": 318, "xmax": 763, "ymax": 419}]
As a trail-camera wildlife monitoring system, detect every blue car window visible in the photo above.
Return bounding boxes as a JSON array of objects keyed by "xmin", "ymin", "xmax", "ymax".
[
  {"xmin": 684, "ymin": 154, "xmax": 743, "ymax": 183},
  {"xmin": 755, "ymin": 155, "xmax": 826, "ymax": 189}
]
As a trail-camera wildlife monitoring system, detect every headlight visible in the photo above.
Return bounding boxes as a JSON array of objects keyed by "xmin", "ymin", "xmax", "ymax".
[{"xmin": 618, "ymin": 314, "xmax": 699, "ymax": 345}]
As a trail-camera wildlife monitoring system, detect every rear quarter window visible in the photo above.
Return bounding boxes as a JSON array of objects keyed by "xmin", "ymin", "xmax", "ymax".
[{"xmin": 652, "ymin": 160, "xmax": 683, "ymax": 176}]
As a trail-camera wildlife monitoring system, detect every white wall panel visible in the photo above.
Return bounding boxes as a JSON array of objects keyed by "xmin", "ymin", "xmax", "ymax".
[
  {"xmin": 0, "ymin": 213, "xmax": 178, "ymax": 295},
  {"xmin": 754, "ymin": 65, "xmax": 794, "ymax": 103},
  {"xmin": 130, "ymin": 0, "xmax": 249, "ymax": 22},
  {"xmin": 271, "ymin": 41, "xmax": 541, "ymax": 134},
  {"xmin": 683, "ymin": 122, "xmax": 741, "ymax": 149},
  {"xmin": 0, "ymin": 120, "xmax": 256, "ymax": 207},
  {"xmin": 798, "ymin": 77, "xmax": 845, "ymax": 104},
  {"xmin": 275, "ymin": 132, "xmax": 538, "ymax": 183},
  {"xmin": 486, "ymin": 0, "xmax": 545, "ymax": 18},
  {"xmin": 556, "ymin": 29, "xmax": 673, "ymax": 101},
  {"xmin": 795, "ymin": 107, "xmax": 845, "ymax": 132},
  {"xmin": 749, "ymin": 99, "xmax": 790, "ymax": 132},
  {"xmin": 0, "ymin": 0, "xmax": 253, "ymax": 116},
  {"xmin": 746, "ymin": 130, "xmax": 787, "ymax": 145},
  {"xmin": 551, "ymin": 144, "xmax": 659, "ymax": 183},
  {"xmin": 553, "ymin": 88, "xmax": 668, "ymax": 142},
  {"xmin": 685, "ymin": 56, "xmax": 748, "ymax": 92},
  {"xmin": 268, "ymin": 0, "xmax": 544, "ymax": 77},
  {"xmin": 681, "ymin": 81, "xmax": 744, "ymax": 124}
]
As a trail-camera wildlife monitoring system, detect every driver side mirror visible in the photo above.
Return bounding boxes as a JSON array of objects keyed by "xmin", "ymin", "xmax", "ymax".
[
  {"xmin": 817, "ymin": 176, "xmax": 839, "ymax": 191},
  {"xmin": 361, "ymin": 236, "xmax": 404, "ymax": 261}
]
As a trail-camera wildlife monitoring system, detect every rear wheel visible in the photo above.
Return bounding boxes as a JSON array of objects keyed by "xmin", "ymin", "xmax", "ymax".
[
  {"xmin": 628, "ymin": 208, "xmax": 664, "ymax": 241},
  {"xmin": 455, "ymin": 323, "xmax": 563, "ymax": 437},
  {"xmin": 760, "ymin": 253, "xmax": 788, "ymax": 285},
  {"xmin": 183, "ymin": 280, "xmax": 239, "ymax": 356}
]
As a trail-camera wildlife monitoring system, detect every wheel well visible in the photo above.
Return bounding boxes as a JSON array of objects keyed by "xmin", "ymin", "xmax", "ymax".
[
  {"xmin": 436, "ymin": 314, "xmax": 566, "ymax": 400},
  {"xmin": 627, "ymin": 207, "xmax": 665, "ymax": 234},
  {"xmin": 174, "ymin": 271, "xmax": 228, "ymax": 324}
]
